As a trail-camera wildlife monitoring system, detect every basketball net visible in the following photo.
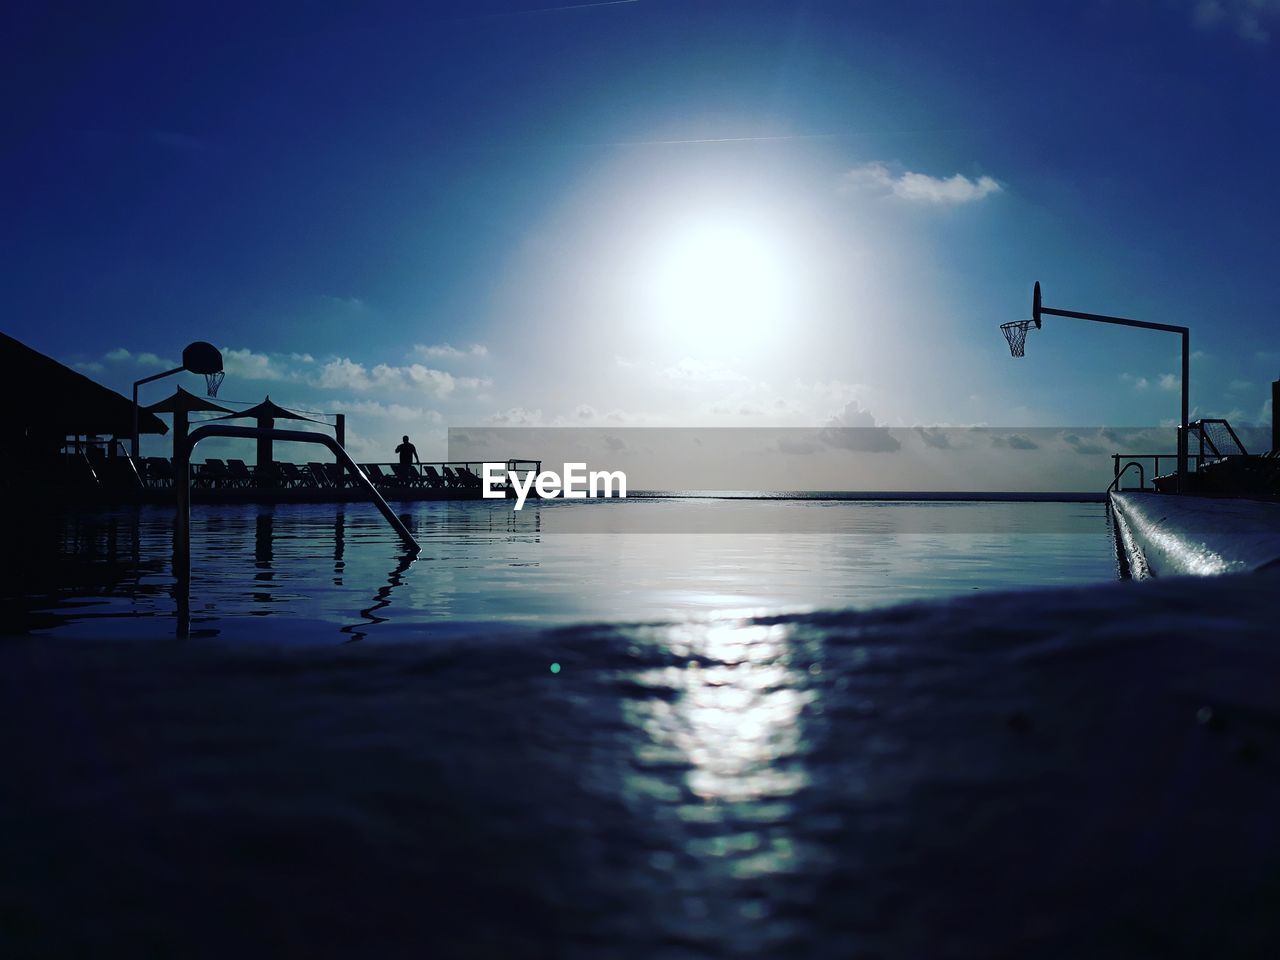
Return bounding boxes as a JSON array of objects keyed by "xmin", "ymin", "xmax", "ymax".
[
  {"xmin": 1000, "ymin": 320, "xmax": 1032, "ymax": 358},
  {"xmin": 205, "ymin": 370, "xmax": 225, "ymax": 397}
]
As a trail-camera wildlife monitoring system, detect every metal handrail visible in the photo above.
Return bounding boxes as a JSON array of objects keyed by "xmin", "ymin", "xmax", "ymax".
[
  {"xmin": 1108, "ymin": 460, "xmax": 1146, "ymax": 494},
  {"xmin": 1111, "ymin": 452, "xmax": 1205, "ymax": 484},
  {"xmin": 177, "ymin": 425, "xmax": 420, "ymax": 563}
]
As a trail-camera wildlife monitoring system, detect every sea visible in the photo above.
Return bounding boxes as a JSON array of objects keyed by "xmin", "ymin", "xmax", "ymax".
[{"xmin": 6, "ymin": 494, "xmax": 1279, "ymax": 958}]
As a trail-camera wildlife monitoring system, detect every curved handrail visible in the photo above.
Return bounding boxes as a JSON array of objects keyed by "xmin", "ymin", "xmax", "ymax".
[
  {"xmin": 177, "ymin": 425, "xmax": 420, "ymax": 560},
  {"xmin": 1107, "ymin": 460, "xmax": 1146, "ymax": 494}
]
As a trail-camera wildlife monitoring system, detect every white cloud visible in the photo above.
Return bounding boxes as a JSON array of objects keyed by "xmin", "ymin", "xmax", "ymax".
[
  {"xmin": 103, "ymin": 347, "xmax": 175, "ymax": 368},
  {"xmin": 412, "ymin": 343, "xmax": 488, "ymax": 360},
  {"xmin": 1194, "ymin": 0, "xmax": 1278, "ymax": 42},
  {"xmin": 842, "ymin": 162, "xmax": 1002, "ymax": 205},
  {"xmin": 73, "ymin": 361, "xmax": 105, "ymax": 373},
  {"xmin": 660, "ymin": 357, "xmax": 750, "ymax": 384},
  {"xmin": 318, "ymin": 357, "xmax": 372, "ymax": 391},
  {"xmin": 1158, "ymin": 373, "xmax": 1180, "ymax": 392},
  {"xmin": 1227, "ymin": 378, "xmax": 1254, "ymax": 393},
  {"xmin": 406, "ymin": 364, "xmax": 458, "ymax": 396},
  {"xmin": 488, "ymin": 407, "xmax": 544, "ymax": 426},
  {"xmin": 1062, "ymin": 432, "xmax": 1108, "ymax": 455},
  {"xmin": 820, "ymin": 401, "xmax": 901, "ymax": 452},
  {"xmin": 328, "ymin": 398, "xmax": 442, "ymax": 423},
  {"xmin": 318, "ymin": 357, "xmax": 490, "ymax": 398},
  {"xmin": 222, "ymin": 347, "xmax": 292, "ymax": 381},
  {"xmin": 991, "ymin": 433, "xmax": 1039, "ymax": 450}
]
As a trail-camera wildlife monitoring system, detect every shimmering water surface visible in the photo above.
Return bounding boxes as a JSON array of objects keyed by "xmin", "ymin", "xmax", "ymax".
[
  {"xmin": 12, "ymin": 498, "xmax": 1118, "ymax": 641},
  {"xmin": 8, "ymin": 498, "xmax": 1280, "ymax": 959}
]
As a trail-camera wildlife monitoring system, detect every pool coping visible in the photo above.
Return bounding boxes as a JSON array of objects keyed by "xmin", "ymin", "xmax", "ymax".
[{"xmin": 1109, "ymin": 491, "xmax": 1280, "ymax": 578}]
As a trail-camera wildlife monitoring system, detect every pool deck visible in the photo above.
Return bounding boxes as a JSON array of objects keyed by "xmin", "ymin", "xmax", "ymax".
[{"xmin": 1110, "ymin": 491, "xmax": 1280, "ymax": 578}]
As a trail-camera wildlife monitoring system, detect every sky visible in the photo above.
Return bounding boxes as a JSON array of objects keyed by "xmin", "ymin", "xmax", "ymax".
[{"xmin": 3, "ymin": 0, "xmax": 1278, "ymax": 474}]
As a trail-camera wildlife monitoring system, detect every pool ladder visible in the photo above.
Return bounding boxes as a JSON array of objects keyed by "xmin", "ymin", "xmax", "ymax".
[{"xmin": 174, "ymin": 424, "xmax": 420, "ymax": 635}]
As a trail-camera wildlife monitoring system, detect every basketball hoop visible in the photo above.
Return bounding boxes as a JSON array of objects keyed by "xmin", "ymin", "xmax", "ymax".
[
  {"xmin": 205, "ymin": 370, "xmax": 225, "ymax": 397},
  {"xmin": 1000, "ymin": 320, "xmax": 1033, "ymax": 358}
]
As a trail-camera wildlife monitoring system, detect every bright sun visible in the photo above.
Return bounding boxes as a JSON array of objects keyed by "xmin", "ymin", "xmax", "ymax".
[{"xmin": 647, "ymin": 218, "xmax": 790, "ymax": 352}]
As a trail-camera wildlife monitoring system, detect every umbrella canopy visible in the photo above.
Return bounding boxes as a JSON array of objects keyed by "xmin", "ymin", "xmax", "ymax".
[
  {"xmin": 144, "ymin": 386, "xmax": 233, "ymax": 416},
  {"xmin": 1, "ymin": 331, "xmax": 169, "ymax": 441},
  {"xmin": 146, "ymin": 386, "xmax": 233, "ymax": 463},
  {"xmin": 212, "ymin": 396, "xmax": 321, "ymax": 424},
  {"xmin": 209, "ymin": 395, "xmax": 324, "ymax": 472}
]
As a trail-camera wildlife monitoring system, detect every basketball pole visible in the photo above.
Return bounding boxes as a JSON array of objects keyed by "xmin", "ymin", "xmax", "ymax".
[
  {"xmin": 132, "ymin": 366, "xmax": 186, "ymax": 461},
  {"xmin": 1034, "ymin": 291, "xmax": 1190, "ymax": 494}
]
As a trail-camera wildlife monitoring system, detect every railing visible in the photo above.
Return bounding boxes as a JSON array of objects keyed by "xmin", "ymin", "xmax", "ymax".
[
  {"xmin": 1111, "ymin": 452, "xmax": 1205, "ymax": 491},
  {"xmin": 1107, "ymin": 461, "xmax": 1145, "ymax": 494},
  {"xmin": 177, "ymin": 425, "xmax": 419, "ymax": 560},
  {"xmin": 1189, "ymin": 418, "xmax": 1248, "ymax": 461},
  {"xmin": 141, "ymin": 457, "xmax": 544, "ymax": 492},
  {"xmin": 56, "ymin": 438, "xmax": 146, "ymax": 491}
]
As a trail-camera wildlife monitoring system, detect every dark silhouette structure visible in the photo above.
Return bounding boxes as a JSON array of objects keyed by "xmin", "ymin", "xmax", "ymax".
[
  {"xmin": 211, "ymin": 397, "xmax": 321, "ymax": 480},
  {"xmin": 131, "ymin": 341, "xmax": 223, "ymax": 459},
  {"xmin": 1, "ymin": 331, "xmax": 168, "ymax": 494},
  {"xmin": 145, "ymin": 387, "xmax": 233, "ymax": 465},
  {"xmin": 1005, "ymin": 281, "xmax": 1191, "ymax": 492}
]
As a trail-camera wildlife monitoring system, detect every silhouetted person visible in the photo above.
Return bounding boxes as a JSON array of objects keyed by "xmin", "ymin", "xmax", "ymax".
[{"xmin": 395, "ymin": 435, "xmax": 420, "ymax": 466}]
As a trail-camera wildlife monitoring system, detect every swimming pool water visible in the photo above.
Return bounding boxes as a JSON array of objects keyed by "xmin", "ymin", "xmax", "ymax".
[{"xmin": 10, "ymin": 498, "xmax": 1120, "ymax": 642}]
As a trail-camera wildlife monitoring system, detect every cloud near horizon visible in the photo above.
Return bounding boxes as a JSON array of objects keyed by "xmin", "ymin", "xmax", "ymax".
[{"xmin": 842, "ymin": 162, "xmax": 1002, "ymax": 205}]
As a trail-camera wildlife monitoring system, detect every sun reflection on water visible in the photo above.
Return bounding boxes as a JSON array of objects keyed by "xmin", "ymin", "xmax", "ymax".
[{"xmin": 623, "ymin": 621, "xmax": 820, "ymax": 886}]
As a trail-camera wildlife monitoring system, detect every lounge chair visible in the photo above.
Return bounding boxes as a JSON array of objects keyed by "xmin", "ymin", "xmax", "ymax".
[
  {"xmin": 323, "ymin": 462, "xmax": 345, "ymax": 488},
  {"xmin": 455, "ymin": 466, "xmax": 482, "ymax": 489},
  {"xmin": 277, "ymin": 461, "xmax": 308, "ymax": 488},
  {"xmin": 226, "ymin": 459, "xmax": 255, "ymax": 488},
  {"xmin": 145, "ymin": 457, "xmax": 174, "ymax": 488},
  {"xmin": 362, "ymin": 464, "xmax": 394, "ymax": 489},
  {"xmin": 307, "ymin": 462, "xmax": 333, "ymax": 488},
  {"xmin": 199, "ymin": 458, "xmax": 232, "ymax": 489},
  {"xmin": 391, "ymin": 463, "xmax": 425, "ymax": 487},
  {"xmin": 422, "ymin": 465, "xmax": 447, "ymax": 489}
]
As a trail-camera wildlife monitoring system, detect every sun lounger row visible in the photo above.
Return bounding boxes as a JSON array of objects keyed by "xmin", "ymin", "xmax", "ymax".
[
  {"xmin": 359, "ymin": 464, "xmax": 484, "ymax": 490},
  {"xmin": 137, "ymin": 458, "xmax": 491, "ymax": 492}
]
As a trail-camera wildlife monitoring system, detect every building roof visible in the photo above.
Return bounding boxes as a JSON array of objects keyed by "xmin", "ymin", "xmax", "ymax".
[{"xmin": 0, "ymin": 332, "xmax": 168, "ymax": 437}]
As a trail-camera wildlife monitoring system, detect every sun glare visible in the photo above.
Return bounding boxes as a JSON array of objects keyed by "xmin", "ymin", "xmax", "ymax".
[{"xmin": 647, "ymin": 218, "xmax": 791, "ymax": 352}]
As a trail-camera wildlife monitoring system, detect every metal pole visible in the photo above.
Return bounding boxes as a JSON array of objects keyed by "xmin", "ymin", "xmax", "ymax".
[
  {"xmin": 132, "ymin": 365, "xmax": 185, "ymax": 463},
  {"xmin": 335, "ymin": 414, "xmax": 345, "ymax": 488},
  {"xmin": 1180, "ymin": 330, "xmax": 1189, "ymax": 493},
  {"xmin": 1273, "ymin": 380, "xmax": 1280, "ymax": 454},
  {"xmin": 132, "ymin": 383, "xmax": 139, "ymax": 460},
  {"xmin": 174, "ymin": 436, "xmax": 190, "ymax": 587},
  {"xmin": 1039, "ymin": 300, "xmax": 1191, "ymax": 494}
]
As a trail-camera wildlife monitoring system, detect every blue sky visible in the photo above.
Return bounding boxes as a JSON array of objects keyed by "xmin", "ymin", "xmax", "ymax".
[{"xmin": 3, "ymin": 0, "xmax": 1278, "ymax": 465}]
